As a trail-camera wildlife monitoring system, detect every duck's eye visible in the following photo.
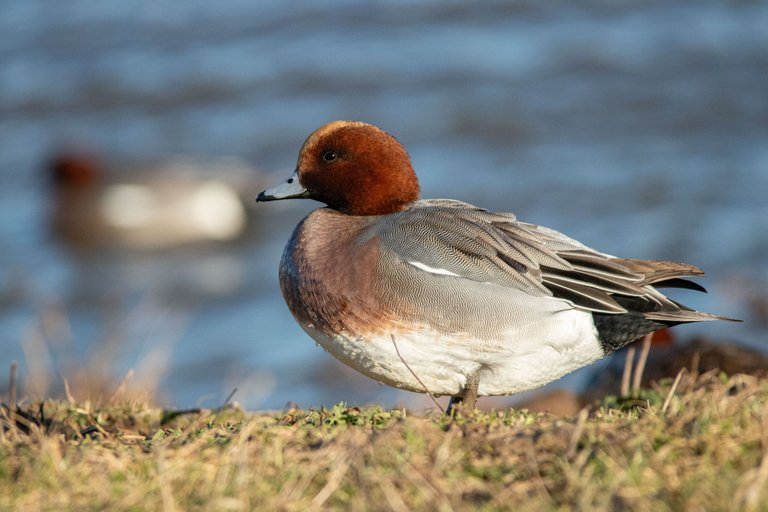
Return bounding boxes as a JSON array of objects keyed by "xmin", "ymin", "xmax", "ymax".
[{"xmin": 322, "ymin": 151, "xmax": 338, "ymax": 162}]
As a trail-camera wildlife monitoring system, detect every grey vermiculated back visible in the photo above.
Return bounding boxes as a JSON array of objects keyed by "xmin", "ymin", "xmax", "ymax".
[{"xmin": 366, "ymin": 199, "xmax": 733, "ymax": 349}]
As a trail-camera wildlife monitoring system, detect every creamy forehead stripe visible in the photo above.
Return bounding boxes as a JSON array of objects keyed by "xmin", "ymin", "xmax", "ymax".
[
  {"xmin": 299, "ymin": 120, "xmax": 379, "ymax": 155},
  {"xmin": 312, "ymin": 120, "xmax": 367, "ymax": 139},
  {"xmin": 299, "ymin": 121, "xmax": 386, "ymax": 153},
  {"xmin": 407, "ymin": 260, "xmax": 460, "ymax": 277}
]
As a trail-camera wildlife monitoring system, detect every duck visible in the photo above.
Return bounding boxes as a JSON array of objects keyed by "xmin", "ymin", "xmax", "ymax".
[
  {"xmin": 256, "ymin": 120, "xmax": 738, "ymax": 412},
  {"xmin": 49, "ymin": 150, "xmax": 259, "ymax": 250}
]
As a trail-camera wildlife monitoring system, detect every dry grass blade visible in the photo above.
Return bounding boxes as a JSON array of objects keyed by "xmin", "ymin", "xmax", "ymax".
[
  {"xmin": 155, "ymin": 448, "xmax": 178, "ymax": 512},
  {"xmin": 661, "ymin": 369, "xmax": 685, "ymax": 415},
  {"xmin": 738, "ymin": 405, "xmax": 768, "ymax": 511},
  {"xmin": 8, "ymin": 362, "xmax": 17, "ymax": 418},
  {"xmin": 391, "ymin": 335, "xmax": 443, "ymax": 412},
  {"xmin": 631, "ymin": 333, "xmax": 653, "ymax": 395},
  {"xmin": 378, "ymin": 477, "xmax": 410, "ymax": 512},
  {"xmin": 620, "ymin": 346, "xmax": 636, "ymax": 397},
  {"xmin": 208, "ymin": 388, "xmax": 238, "ymax": 427},
  {"xmin": 63, "ymin": 378, "xmax": 76, "ymax": 404},
  {"xmin": 567, "ymin": 407, "xmax": 590, "ymax": 459},
  {"xmin": 310, "ymin": 449, "xmax": 353, "ymax": 508},
  {"xmin": 109, "ymin": 370, "xmax": 135, "ymax": 404}
]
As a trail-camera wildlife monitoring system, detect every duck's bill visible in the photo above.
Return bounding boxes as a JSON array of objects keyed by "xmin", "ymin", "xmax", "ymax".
[{"xmin": 256, "ymin": 171, "xmax": 309, "ymax": 202}]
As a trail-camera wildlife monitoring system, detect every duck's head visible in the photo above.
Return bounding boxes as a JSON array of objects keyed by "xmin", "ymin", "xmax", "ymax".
[
  {"xmin": 49, "ymin": 151, "xmax": 102, "ymax": 189},
  {"xmin": 257, "ymin": 121, "xmax": 420, "ymax": 216}
]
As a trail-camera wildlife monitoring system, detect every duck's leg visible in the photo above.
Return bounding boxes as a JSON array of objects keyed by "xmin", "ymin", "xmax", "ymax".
[
  {"xmin": 446, "ymin": 372, "xmax": 480, "ymax": 415},
  {"xmin": 446, "ymin": 396, "xmax": 462, "ymax": 416}
]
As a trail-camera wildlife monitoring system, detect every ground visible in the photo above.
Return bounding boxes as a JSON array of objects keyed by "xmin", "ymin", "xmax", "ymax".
[{"xmin": 1, "ymin": 370, "xmax": 767, "ymax": 511}]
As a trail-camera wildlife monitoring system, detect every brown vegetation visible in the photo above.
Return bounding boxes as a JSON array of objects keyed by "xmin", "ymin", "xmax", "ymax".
[{"xmin": 2, "ymin": 370, "xmax": 767, "ymax": 511}]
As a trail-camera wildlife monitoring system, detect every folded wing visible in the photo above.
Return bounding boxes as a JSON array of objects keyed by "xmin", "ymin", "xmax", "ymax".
[{"xmin": 373, "ymin": 199, "xmax": 734, "ymax": 323}]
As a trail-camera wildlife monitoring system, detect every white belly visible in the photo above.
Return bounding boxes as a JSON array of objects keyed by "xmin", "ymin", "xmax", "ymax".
[{"xmin": 299, "ymin": 308, "xmax": 604, "ymax": 397}]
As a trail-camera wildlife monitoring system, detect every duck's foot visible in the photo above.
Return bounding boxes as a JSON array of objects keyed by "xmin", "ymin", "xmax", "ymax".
[{"xmin": 446, "ymin": 372, "xmax": 480, "ymax": 416}]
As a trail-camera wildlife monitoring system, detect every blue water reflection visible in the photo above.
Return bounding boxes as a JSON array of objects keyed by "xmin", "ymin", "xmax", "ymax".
[{"xmin": 1, "ymin": 0, "xmax": 766, "ymax": 409}]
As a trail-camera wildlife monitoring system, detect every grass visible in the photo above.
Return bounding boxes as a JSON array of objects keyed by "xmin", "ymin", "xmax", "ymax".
[{"xmin": 1, "ymin": 371, "xmax": 768, "ymax": 511}]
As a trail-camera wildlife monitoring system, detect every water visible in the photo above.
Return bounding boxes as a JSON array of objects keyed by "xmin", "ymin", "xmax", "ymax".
[{"xmin": 1, "ymin": 0, "xmax": 767, "ymax": 409}]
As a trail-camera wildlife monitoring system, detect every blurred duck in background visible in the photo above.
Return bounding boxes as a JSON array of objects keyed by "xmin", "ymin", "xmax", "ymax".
[{"xmin": 49, "ymin": 150, "xmax": 265, "ymax": 250}]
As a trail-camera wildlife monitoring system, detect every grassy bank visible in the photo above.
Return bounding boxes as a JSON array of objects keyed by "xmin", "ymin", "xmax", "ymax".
[{"xmin": 1, "ymin": 371, "xmax": 767, "ymax": 511}]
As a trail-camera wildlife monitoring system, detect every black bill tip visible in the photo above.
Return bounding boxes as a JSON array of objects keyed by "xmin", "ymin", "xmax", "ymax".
[{"xmin": 256, "ymin": 191, "xmax": 273, "ymax": 202}]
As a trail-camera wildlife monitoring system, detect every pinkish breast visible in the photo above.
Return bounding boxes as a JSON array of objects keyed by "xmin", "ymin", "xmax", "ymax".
[{"xmin": 279, "ymin": 209, "xmax": 387, "ymax": 337}]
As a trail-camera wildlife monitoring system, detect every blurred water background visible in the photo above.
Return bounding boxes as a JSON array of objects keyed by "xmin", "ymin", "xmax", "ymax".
[{"xmin": 1, "ymin": 0, "xmax": 767, "ymax": 410}]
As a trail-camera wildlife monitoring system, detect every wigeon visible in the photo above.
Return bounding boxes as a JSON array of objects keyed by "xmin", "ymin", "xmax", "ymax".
[
  {"xmin": 257, "ymin": 121, "xmax": 738, "ymax": 411},
  {"xmin": 49, "ymin": 151, "xmax": 259, "ymax": 250}
]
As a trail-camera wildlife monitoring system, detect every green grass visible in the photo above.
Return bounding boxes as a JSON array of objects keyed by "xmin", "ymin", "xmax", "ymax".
[{"xmin": 2, "ymin": 371, "xmax": 767, "ymax": 511}]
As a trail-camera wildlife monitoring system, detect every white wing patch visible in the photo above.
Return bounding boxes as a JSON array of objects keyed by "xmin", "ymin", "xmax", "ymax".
[{"xmin": 407, "ymin": 260, "xmax": 461, "ymax": 277}]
